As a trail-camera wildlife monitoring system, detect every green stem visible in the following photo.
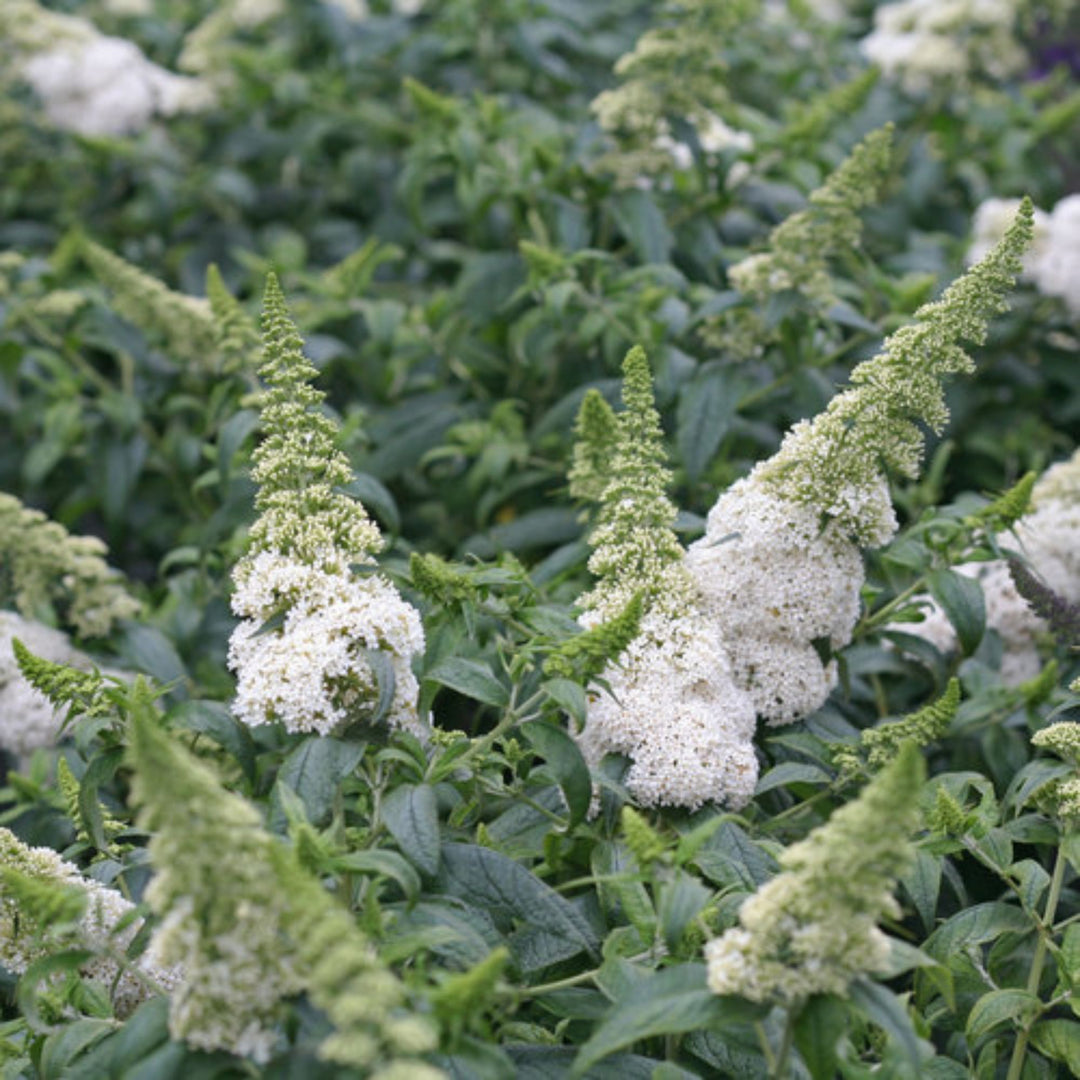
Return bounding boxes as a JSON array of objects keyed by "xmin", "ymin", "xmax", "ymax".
[{"xmin": 1005, "ymin": 841, "xmax": 1069, "ymax": 1080}]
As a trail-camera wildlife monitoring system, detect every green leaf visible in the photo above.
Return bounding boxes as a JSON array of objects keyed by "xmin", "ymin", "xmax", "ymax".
[
  {"xmin": 848, "ymin": 978, "xmax": 924, "ymax": 1067},
  {"xmin": 119, "ymin": 623, "xmax": 187, "ymax": 693},
  {"xmin": 657, "ymin": 871, "xmax": 711, "ymax": 951},
  {"xmin": 608, "ymin": 190, "xmax": 673, "ymax": 264},
  {"xmin": 927, "ymin": 569, "xmax": 986, "ymax": 656},
  {"xmin": 794, "ymin": 994, "xmax": 847, "ymax": 1078},
  {"xmin": 59, "ymin": 998, "xmax": 171, "ymax": 1079},
  {"xmin": 381, "ymin": 783, "xmax": 441, "ymax": 877},
  {"xmin": 38, "ymin": 1018, "xmax": 114, "ymax": 1079},
  {"xmin": 966, "ymin": 988, "xmax": 1040, "ymax": 1040},
  {"xmin": 437, "ymin": 843, "xmax": 599, "ymax": 968},
  {"xmin": 754, "ymin": 762, "xmax": 831, "ymax": 796},
  {"xmin": 276, "ymin": 736, "xmax": 365, "ymax": 826},
  {"xmin": 902, "ymin": 848, "xmax": 941, "ymax": 933},
  {"xmin": 521, "ymin": 719, "xmax": 592, "ymax": 828},
  {"xmin": 676, "ymin": 364, "xmax": 736, "ymax": 483},
  {"xmin": 924, "ymin": 902, "xmax": 1031, "ymax": 962},
  {"xmin": 571, "ymin": 965, "xmax": 726, "ymax": 1076},
  {"xmin": 1030, "ymin": 1019, "xmax": 1080, "ymax": 1074},
  {"xmin": 332, "ymin": 849, "xmax": 420, "ymax": 903},
  {"xmin": 425, "ymin": 658, "xmax": 509, "ymax": 708},
  {"xmin": 541, "ymin": 678, "xmax": 587, "ymax": 726},
  {"xmin": 693, "ymin": 822, "xmax": 779, "ymax": 889},
  {"xmin": 170, "ymin": 699, "xmax": 257, "ymax": 781}
]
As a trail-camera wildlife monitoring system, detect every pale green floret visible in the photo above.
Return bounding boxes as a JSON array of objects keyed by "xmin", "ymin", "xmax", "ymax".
[
  {"xmin": 757, "ymin": 199, "xmax": 1034, "ymax": 546},
  {"xmin": 581, "ymin": 346, "xmax": 693, "ymax": 621},
  {"xmin": 1032, "ymin": 722, "xmax": 1080, "ymax": 766},
  {"xmin": 79, "ymin": 238, "xmax": 217, "ymax": 367},
  {"xmin": 568, "ymin": 389, "xmax": 619, "ymax": 506},
  {"xmin": 706, "ymin": 742, "xmax": 925, "ymax": 1005},
  {"xmin": 729, "ymin": 125, "xmax": 894, "ymax": 307},
  {"xmin": 242, "ymin": 273, "xmax": 382, "ymax": 573},
  {"xmin": 127, "ymin": 691, "xmax": 442, "ymax": 1071},
  {"xmin": 0, "ymin": 492, "xmax": 139, "ymax": 638}
]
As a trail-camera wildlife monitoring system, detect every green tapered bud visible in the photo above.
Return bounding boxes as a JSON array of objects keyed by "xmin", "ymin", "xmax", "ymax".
[
  {"xmin": 621, "ymin": 806, "xmax": 666, "ymax": 866},
  {"xmin": 568, "ymin": 389, "xmax": 619, "ymax": 505},
  {"xmin": 860, "ymin": 679, "xmax": 961, "ymax": 769},
  {"xmin": 969, "ymin": 472, "xmax": 1036, "ymax": 532},
  {"xmin": 544, "ymin": 593, "xmax": 644, "ymax": 682}
]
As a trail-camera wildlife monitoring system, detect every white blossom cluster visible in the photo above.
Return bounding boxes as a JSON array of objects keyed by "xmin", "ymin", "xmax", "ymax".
[
  {"xmin": 0, "ymin": 827, "xmax": 180, "ymax": 1016},
  {"xmin": 968, "ymin": 195, "xmax": 1080, "ymax": 315},
  {"xmin": 706, "ymin": 745, "xmax": 922, "ymax": 1005},
  {"xmin": 900, "ymin": 449, "xmax": 1080, "ymax": 684},
  {"xmin": 686, "ymin": 480, "xmax": 867, "ymax": 725},
  {"xmin": 4, "ymin": 2, "xmax": 212, "ymax": 137},
  {"xmin": 0, "ymin": 613, "xmax": 93, "ymax": 756},
  {"xmin": 860, "ymin": 0, "xmax": 1026, "ymax": 94},
  {"xmin": 578, "ymin": 606, "xmax": 758, "ymax": 810},
  {"xmin": 228, "ymin": 550, "xmax": 425, "ymax": 736}
]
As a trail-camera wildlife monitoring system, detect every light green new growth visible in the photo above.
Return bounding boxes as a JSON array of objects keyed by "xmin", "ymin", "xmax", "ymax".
[
  {"xmin": 243, "ymin": 273, "xmax": 382, "ymax": 571},
  {"xmin": 409, "ymin": 552, "xmax": 479, "ymax": 607},
  {"xmin": 706, "ymin": 742, "xmax": 925, "ymax": 1005},
  {"xmin": 543, "ymin": 592, "xmax": 644, "ymax": 682},
  {"xmin": 12, "ymin": 637, "xmax": 112, "ymax": 719},
  {"xmin": 206, "ymin": 264, "xmax": 259, "ymax": 373},
  {"xmin": 781, "ymin": 68, "xmax": 881, "ymax": 149},
  {"xmin": 80, "ymin": 239, "xmax": 217, "ymax": 367},
  {"xmin": 0, "ymin": 492, "xmax": 139, "ymax": 638},
  {"xmin": 926, "ymin": 784, "xmax": 970, "ymax": 836},
  {"xmin": 621, "ymin": 805, "xmax": 666, "ymax": 865},
  {"xmin": 56, "ymin": 758, "xmax": 126, "ymax": 855},
  {"xmin": 127, "ymin": 694, "xmax": 441, "ymax": 1073},
  {"xmin": 969, "ymin": 471, "xmax": 1037, "ymax": 531},
  {"xmin": 581, "ymin": 347, "xmax": 692, "ymax": 619},
  {"xmin": 430, "ymin": 947, "xmax": 509, "ymax": 1035},
  {"xmin": 757, "ymin": 199, "xmax": 1034, "ymax": 546},
  {"xmin": 835, "ymin": 679, "xmax": 960, "ymax": 774},
  {"xmin": 729, "ymin": 125, "xmax": 894, "ymax": 308},
  {"xmin": 568, "ymin": 389, "xmax": 619, "ymax": 505}
]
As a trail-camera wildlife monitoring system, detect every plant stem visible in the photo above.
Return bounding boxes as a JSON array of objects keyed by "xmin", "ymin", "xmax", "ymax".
[
  {"xmin": 771, "ymin": 1010, "xmax": 796, "ymax": 1079},
  {"xmin": 1005, "ymin": 840, "xmax": 1069, "ymax": 1080}
]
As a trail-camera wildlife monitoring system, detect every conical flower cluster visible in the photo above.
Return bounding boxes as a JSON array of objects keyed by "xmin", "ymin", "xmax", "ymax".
[
  {"xmin": 705, "ymin": 742, "xmax": 924, "ymax": 1004},
  {"xmin": 572, "ymin": 348, "xmax": 758, "ymax": 810},
  {"xmin": 688, "ymin": 200, "xmax": 1033, "ymax": 723},
  {"xmin": 228, "ymin": 275, "xmax": 425, "ymax": 736},
  {"xmin": 127, "ymin": 696, "xmax": 441, "ymax": 1073}
]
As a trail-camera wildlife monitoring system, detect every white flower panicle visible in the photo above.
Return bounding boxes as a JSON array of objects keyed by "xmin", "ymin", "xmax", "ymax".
[
  {"xmin": 687, "ymin": 483, "xmax": 865, "ymax": 725},
  {"xmin": 689, "ymin": 201, "xmax": 1032, "ymax": 724},
  {"xmin": 900, "ymin": 448, "xmax": 1080, "ymax": 684},
  {"xmin": 228, "ymin": 275, "xmax": 425, "ymax": 736},
  {"xmin": 3, "ymin": 1, "xmax": 212, "ymax": 137},
  {"xmin": 574, "ymin": 347, "xmax": 758, "ymax": 809},
  {"xmin": 229, "ymin": 552, "xmax": 424, "ymax": 736},
  {"xmin": 860, "ymin": 0, "xmax": 1026, "ymax": 94},
  {"xmin": 968, "ymin": 194, "xmax": 1080, "ymax": 315},
  {"xmin": 706, "ymin": 743, "xmax": 924, "ymax": 1005},
  {"xmin": 0, "ymin": 826, "xmax": 180, "ymax": 1017}
]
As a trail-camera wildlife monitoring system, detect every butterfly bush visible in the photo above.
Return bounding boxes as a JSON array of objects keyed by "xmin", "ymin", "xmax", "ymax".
[
  {"xmin": 228, "ymin": 275, "xmax": 425, "ymax": 736},
  {"xmin": 0, "ymin": 826, "xmax": 180, "ymax": 1017},
  {"xmin": 706, "ymin": 743, "xmax": 924, "ymax": 1004},
  {"xmin": 688, "ymin": 200, "xmax": 1033, "ymax": 724},
  {"xmin": 572, "ymin": 348, "xmax": 758, "ymax": 810},
  {"xmin": 901, "ymin": 448, "xmax": 1080, "ymax": 684},
  {"xmin": 2, "ymin": 0, "xmax": 212, "ymax": 137}
]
